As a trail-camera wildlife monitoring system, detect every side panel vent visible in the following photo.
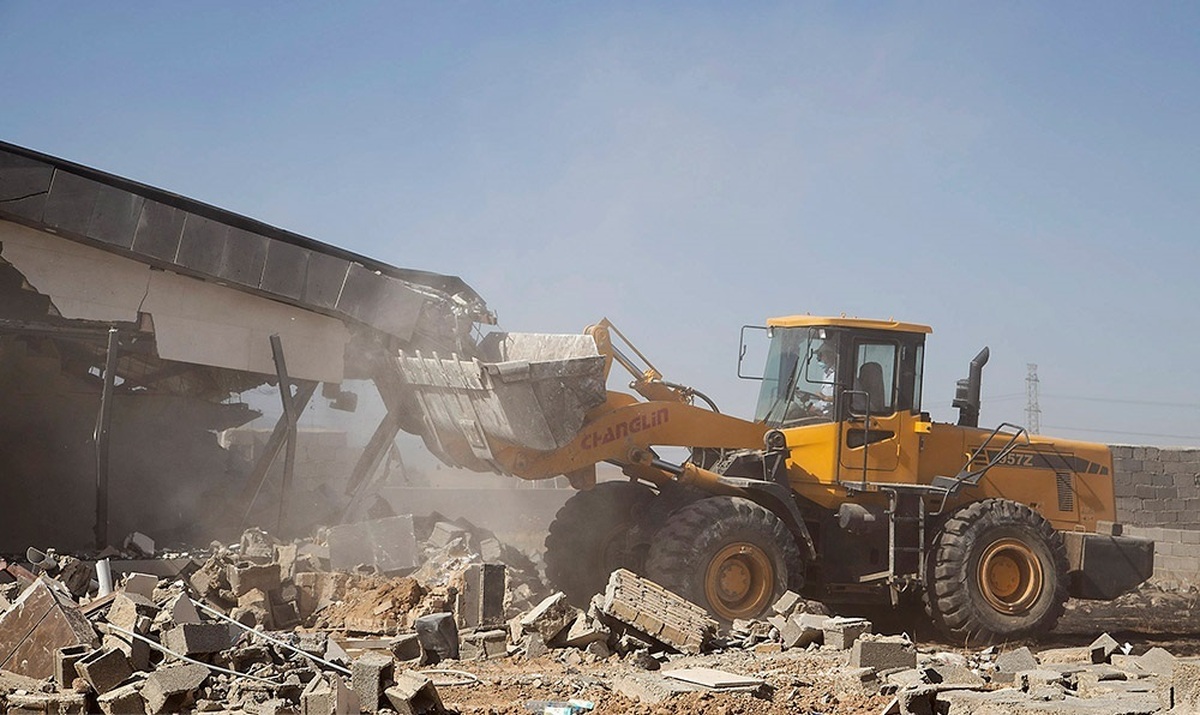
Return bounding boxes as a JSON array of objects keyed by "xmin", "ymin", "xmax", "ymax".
[{"xmin": 1056, "ymin": 471, "xmax": 1075, "ymax": 512}]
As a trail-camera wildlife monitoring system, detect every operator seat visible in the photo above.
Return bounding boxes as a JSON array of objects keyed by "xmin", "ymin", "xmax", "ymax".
[{"xmin": 855, "ymin": 362, "xmax": 887, "ymax": 414}]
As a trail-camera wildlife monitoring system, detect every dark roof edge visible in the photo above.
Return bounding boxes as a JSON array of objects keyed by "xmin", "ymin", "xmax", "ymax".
[{"xmin": 0, "ymin": 140, "xmax": 482, "ymax": 304}]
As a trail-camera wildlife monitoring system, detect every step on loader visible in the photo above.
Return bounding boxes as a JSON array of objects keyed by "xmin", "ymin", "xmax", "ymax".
[{"xmin": 392, "ymin": 316, "xmax": 1154, "ymax": 644}]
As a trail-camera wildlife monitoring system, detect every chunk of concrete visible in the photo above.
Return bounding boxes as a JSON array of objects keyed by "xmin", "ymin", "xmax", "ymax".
[
  {"xmin": 821, "ymin": 616, "xmax": 871, "ymax": 650},
  {"xmin": 141, "ymin": 663, "xmax": 208, "ymax": 714},
  {"xmin": 598, "ymin": 569, "xmax": 717, "ymax": 655},
  {"xmin": 850, "ymin": 634, "xmax": 916, "ymax": 671},
  {"xmin": 1090, "ymin": 633, "xmax": 1120, "ymax": 664},
  {"xmin": 328, "ymin": 515, "xmax": 418, "ymax": 573},
  {"xmin": 996, "ymin": 646, "xmax": 1039, "ymax": 674},
  {"xmin": 301, "ymin": 674, "xmax": 357, "ymax": 715},
  {"xmin": 1135, "ymin": 646, "xmax": 1176, "ymax": 676},
  {"xmin": 74, "ymin": 647, "xmax": 133, "ymax": 694},
  {"xmin": 121, "ymin": 573, "xmax": 157, "ymax": 600},
  {"xmin": 518, "ymin": 592, "xmax": 580, "ymax": 643},
  {"xmin": 161, "ymin": 623, "xmax": 230, "ymax": 655},
  {"xmin": 226, "ymin": 562, "xmax": 281, "ymax": 597},
  {"xmin": 352, "ymin": 652, "xmax": 394, "ymax": 714},
  {"xmin": 770, "ymin": 590, "xmax": 802, "ymax": 617},
  {"xmin": 97, "ymin": 680, "xmax": 146, "ymax": 715},
  {"xmin": 780, "ymin": 612, "xmax": 825, "ymax": 650},
  {"xmin": 456, "ymin": 563, "xmax": 506, "ymax": 629},
  {"xmin": 413, "ymin": 612, "xmax": 459, "ymax": 663},
  {"xmin": 383, "ymin": 670, "xmax": 444, "ymax": 715},
  {"xmin": 123, "ymin": 532, "xmax": 156, "ymax": 557},
  {"xmin": 390, "ymin": 633, "xmax": 422, "ymax": 662},
  {"xmin": 556, "ymin": 612, "xmax": 610, "ymax": 648},
  {"xmin": 459, "ymin": 629, "xmax": 507, "ymax": 661},
  {"xmin": 1173, "ymin": 661, "xmax": 1200, "ymax": 711}
]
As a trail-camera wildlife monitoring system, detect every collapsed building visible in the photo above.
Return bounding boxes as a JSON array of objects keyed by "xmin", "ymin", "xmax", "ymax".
[{"xmin": 0, "ymin": 140, "xmax": 493, "ymax": 552}]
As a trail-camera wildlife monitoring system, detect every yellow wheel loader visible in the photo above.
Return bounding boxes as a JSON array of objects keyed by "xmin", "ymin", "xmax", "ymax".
[{"xmin": 393, "ymin": 316, "xmax": 1154, "ymax": 643}]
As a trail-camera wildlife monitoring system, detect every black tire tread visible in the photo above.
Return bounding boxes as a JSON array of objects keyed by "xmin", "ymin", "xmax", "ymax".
[
  {"xmin": 544, "ymin": 481, "xmax": 653, "ymax": 606},
  {"xmin": 644, "ymin": 496, "xmax": 802, "ymax": 622},
  {"xmin": 926, "ymin": 498, "xmax": 1069, "ymax": 645}
]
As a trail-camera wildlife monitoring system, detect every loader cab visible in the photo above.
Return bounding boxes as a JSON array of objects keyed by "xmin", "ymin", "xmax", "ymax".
[{"xmin": 752, "ymin": 317, "xmax": 932, "ymax": 484}]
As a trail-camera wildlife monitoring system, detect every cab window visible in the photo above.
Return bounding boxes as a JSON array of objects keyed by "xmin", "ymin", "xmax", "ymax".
[{"xmin": 852, "ymin": 342, "xmax": 897, "ymax": 415}]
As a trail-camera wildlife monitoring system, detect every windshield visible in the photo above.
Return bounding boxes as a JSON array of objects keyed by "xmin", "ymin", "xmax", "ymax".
[{"xmin": 753, "ymin": 327, "xmax": 839, "ymax": 427}]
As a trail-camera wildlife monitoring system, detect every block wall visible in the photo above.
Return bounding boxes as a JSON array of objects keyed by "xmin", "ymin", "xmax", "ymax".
[{"xmin": 1110, "ymin": 445, "xmax": 1200, "ymax": 586}]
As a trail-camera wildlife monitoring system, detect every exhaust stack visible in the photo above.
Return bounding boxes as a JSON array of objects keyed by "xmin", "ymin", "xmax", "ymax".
[{"xmin": 953, "ymin": 346, "xmax": 990, "ymax": 428}]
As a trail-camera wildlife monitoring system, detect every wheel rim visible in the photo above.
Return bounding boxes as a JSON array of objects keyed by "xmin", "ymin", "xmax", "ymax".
[
  {"xmin": 704, "ymin": 542, "xmax": 774, "ymax": 620},
  {"xmin": 977, "ymin": 537, "xmax": 1044, "ymax": 614}
]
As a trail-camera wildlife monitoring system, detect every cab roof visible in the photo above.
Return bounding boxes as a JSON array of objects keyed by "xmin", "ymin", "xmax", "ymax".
[{"xmin": 767, "ymin": 315, "xmax": 933, "ymax": 334}]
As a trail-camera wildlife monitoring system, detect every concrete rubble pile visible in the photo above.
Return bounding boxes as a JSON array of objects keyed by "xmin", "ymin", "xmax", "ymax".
[{"xmin": 3, "ymin": 531, "xmax": 1198, "ymax": 714}]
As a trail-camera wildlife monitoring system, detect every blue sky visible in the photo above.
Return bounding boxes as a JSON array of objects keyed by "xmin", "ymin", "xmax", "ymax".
[{"xmin": 2, "ymin": 2, "xmax": 1198, "ymax": 447}]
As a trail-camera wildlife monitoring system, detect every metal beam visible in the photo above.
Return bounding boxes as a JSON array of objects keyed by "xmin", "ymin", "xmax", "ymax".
[{"xmin": 93, "ymin": 327, "xmax": 119, "ymax": 549}]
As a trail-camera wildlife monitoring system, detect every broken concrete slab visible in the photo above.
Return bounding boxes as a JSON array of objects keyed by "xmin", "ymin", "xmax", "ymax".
[
  {"xmin": 384, "ymin": 670, "xmax": 443, "ymax": 715},
  {"xmin": 459, "ymin": 630, "xmax": 507, "ymax": 661},
  {"xmin": 996, "ymin": 646, "xmax": 1039, "ymax": 674},
  {"xmin": 597, "ymin": 569, "xmax": 716, "ymax": 655},
  {"xmin": 0, "ymin": 578, "xmax": 98, "ymax": 679},
  {"xmin": 663, "ymin": 667, "xmax": 764, "ymax": 691},
  {"xmin": 121, "ymin": 573, "xmax": 157, "ymax": 600},
  {"xmin": 141, "ymin": 662, "xmax": 209, "ymax": 714},
  {"xmin": 518, "ymin": 591, "xmax": 580, "ymax": 644},
  {"xmin": 328, "ymin": 515, "xmax": 418, "ymax": 573},
  {"xmin": 781, "ymin": 612, "xmax": 825, "ymax": 650}
]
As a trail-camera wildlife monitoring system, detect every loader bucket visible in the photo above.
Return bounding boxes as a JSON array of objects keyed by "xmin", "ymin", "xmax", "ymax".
[{"xmin": 394, "ymin": 332, "xmax": 607, "ymax": 468}]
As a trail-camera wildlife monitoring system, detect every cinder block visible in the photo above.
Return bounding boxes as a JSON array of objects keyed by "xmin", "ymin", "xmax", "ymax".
[
  {"xmin": 1089, "ymin": 633, "xmax": 1119, "ymax": 664},
  {"xmin": 457, "ymin": 563, "xmax": 506, "ymax": 629},
  {"xmin": 850, "ymin": 635, "xmax": 915, "ymax": 671},
  {"xmin": 226, "ymin": 562, "xmax": 281, "ymax": 596},
  {"xmin": 301, "ymin": 674, "xmax": 356, "ymax": 715},
  {"xmin": 384, "ymin": 671, "xmax": 443, "ymax": 715},
  {"xmin": 352, "ymin": 652, "xmax": 394, "ymax": 714},
  {"xmin": 598, "ymin": 569, "xmax": 717, "ymax": 655},
  {"xmin": 56, "ymin": 644, "xmax": 91, "ymax": 690},
  {"xmin": 413, "ymin": 612, "xmax": 459, "ymax": 663},
  {"xmin": 781, "ymin": 613, "xmax": 825, "ymax": 649},
  {"xmin": 996, "ymin": 646, "xmax": 1039, "ymax": 674},
  {"xmin": 161, "ymin": 623, "xmax": 230, "ymax": 655},
  {"xmin": 75, "ymin": 647, "xmax": 133, "ymax": 694},
  {"xmin": 822, "ymin": 617, "xmax": 871, "ymax": 650},
  {"xmin": 390, "ymin": 633, "xmax": 422, "ymax": 662}
]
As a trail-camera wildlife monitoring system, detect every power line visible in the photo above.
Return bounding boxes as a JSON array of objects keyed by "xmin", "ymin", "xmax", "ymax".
[
  {"xmin": 1042, "ymin": 424, "xmax": 1200, "ymax": 441},
  {"xmin": 1042, "ymin": 394, "xmax": 1200, "ymax": 409}
]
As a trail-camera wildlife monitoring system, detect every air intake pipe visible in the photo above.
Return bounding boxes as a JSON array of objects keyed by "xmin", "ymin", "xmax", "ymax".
[{"xmin": 953, "ymin": 347, "xmax": 990, "ymax": 428}]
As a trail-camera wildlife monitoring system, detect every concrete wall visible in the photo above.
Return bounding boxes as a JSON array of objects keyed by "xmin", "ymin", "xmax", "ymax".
[{"xmin": 1111, "ymin": 445, "xmax": 1200, "ymax": 586}]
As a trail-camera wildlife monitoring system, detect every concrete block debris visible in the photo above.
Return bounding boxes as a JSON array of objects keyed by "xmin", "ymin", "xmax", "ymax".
[
  {"xmin": 123, "ymin": 532, "xmax": 156, "ymax": 557},
  {"xmin": 597, "ymin": 569, "xmax": 717, "ymax": 655},
  {"xmin": 413, "ymin": 612, "xmax": 460, "ymax": 663},
  {"xmin": 384, "ymin": 670, "xmax": 444, "ymax": 715},
  {"xmin": 517, "ymin": 592, "xmax": 580, "ymax": 643},
  {"xmin": 141, "ymin": 662, "xmax": 208, "ymax": 714},
  {"xmin": 161, "ymin": 622, "xmax": 231, "ymax": 655},
  {"xmin": 456, "ymin": 562, "xmax": 506, "ymax": 629},
  {"xmin": 821, "ymin": 616, "xmax": 871, "ymax": 650},
  {"xmin": 328, "ymin": 515, "xmax": 419, "ymax": 573},
  {"xmin": 352, "ymin": 652, "xmax": 395, "ymax": 714},
  {"xmin": 663, "ymin": 667, "xmax": 764, "ymax": 691},
  {"xmin": 74, "ymin": 646, "xmax": 133, "ymax": 694},
  {"xmin": 850, "ymin": 634, "xmax": 916, "ymax": 672},
  {"xmin": 1089, "ymin": 632, "xmax": 1120, "ymax": 664}
]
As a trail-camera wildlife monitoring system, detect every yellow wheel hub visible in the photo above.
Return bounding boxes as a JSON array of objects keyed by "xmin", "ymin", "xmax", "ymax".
[
  {"xmin": 977, "ymin": 538, "xmax": 1044, "ymax": 614},
  {"xmin": 704, "ymin": 542, "xmax": 774, "ymax": 620}
]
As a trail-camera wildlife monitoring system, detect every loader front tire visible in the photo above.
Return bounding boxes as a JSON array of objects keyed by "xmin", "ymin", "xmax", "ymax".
[
  {"xmin": 926, "ymin": 499, "xmax": 1068, "ymax": 645},
  {"xmin": 644, "ymin": 496, "xmax": 801, "ymax": 623},
  {"xmin": 544, "ymin": 480, "xmax": 654, "ymax": 607}
]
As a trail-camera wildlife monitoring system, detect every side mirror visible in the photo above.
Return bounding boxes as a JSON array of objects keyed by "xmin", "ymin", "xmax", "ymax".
[{"xmin": 738, "ymin": 325, "xmax": 768, "ymax": 379}]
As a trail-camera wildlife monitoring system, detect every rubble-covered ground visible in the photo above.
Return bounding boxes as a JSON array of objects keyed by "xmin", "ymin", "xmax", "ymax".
[{"xmin": 2, "ymin": 517, "xmax": 1199, "ymax": 715}]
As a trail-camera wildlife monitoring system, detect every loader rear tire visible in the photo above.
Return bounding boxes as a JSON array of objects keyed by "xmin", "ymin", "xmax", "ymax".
[
  {"xmin": 644, "ymin": 496, "xmax": 802, "ymax": 623},
  {"xmin": 544, "ymin": 480, "xmax": 654, "ymax": 607},
  {"xmin": 926, "ymin": 498, "xmax": 1068, "ymax": 645}
]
